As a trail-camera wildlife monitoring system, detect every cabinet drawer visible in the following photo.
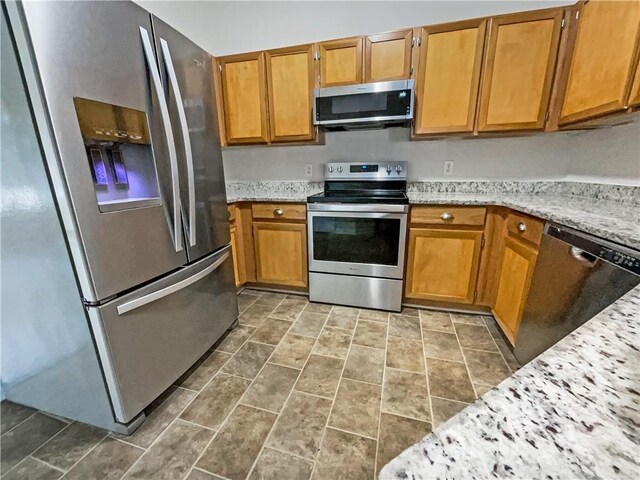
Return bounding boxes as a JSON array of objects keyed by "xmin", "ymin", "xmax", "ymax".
[
  {"xmin": 506, "ymin": 212, "xmax": 544, "ymax": 245},
  {"xmin": 410, "ymin": 206, "xmax": 486, "ymax": 226},
  {"xmin": 228, "ymin": 205, "xmax": 236, "ymax": 223},
  {"xmin": 252, "ymin": 203, "xmax": 306, "ymax": 221}
]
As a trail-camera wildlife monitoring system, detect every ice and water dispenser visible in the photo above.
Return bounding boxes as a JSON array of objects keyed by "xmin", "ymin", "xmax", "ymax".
[{"xmin": 74, "ymin": 97, "xmax": 161, "ymax": 212}]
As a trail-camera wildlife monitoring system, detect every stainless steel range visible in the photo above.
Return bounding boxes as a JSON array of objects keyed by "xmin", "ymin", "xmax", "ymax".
[{"xmin": 307, "ymin": 162, "xmax": 408, "ymax": 311}]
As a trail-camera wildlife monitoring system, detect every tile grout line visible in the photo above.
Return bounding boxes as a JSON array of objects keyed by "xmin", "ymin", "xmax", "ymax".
[
  {"xmin": 374, "ymin": 309, "xmax": 390, "ymax": 479},
  {"xmin": 449, "ymin": 313, "xmax": 479, "ymax": 400},
  {"xmin": 27, "ymin": 455, "xmax": 68, "ymax": 474},
  {"xmin": 484, "ymin": 315, "xmax": 517, "ymax": 373},
  {"xmin": 0, "ymin": 409, "xmax": 38, "ymax": 438},
  {"xmin": 180, "ymin": 293, "xmax": 292, "ymax": 480},
  {"xmin": 310, "ymin": 306, "xmax": 365, "ymax": 479},
  {"xmin": 58, "ymin": 434, "xmax": 135, "ymax": 480},
  {"xmin": 1, "ymin": 420, "xmax": 75, "ymax": 478},
  {"xmin": 419, "ymin": 311, "xmax": 436, "ymax": 431},
  {"xmin": 243, "ymin": 297, "xmax": 318, "ymax": 480}
]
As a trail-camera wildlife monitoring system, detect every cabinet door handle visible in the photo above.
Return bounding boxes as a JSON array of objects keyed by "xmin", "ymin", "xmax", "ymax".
[
  {"xmin": 517, "ymin": 222, "xmax": 527, "ymax": 232},
  {"xmin": 440, "ymin": 212, "xmax": 454, "ymax": 221},
  {"xmin": 274, "ymin": 208, "xmax": 284, "ymax": 216}
]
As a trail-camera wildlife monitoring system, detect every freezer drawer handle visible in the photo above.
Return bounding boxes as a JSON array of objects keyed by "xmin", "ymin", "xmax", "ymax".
[
  {"xmin": 160, "ymin": 38, "xmax": 196, "ymax": 247},
  {"xmin": 139, "ymin": 27, "xmax": 183, "ymax": 253},
  {"xmin": 116, "ymin": 250, "xmax": 230, "ymax": 315}
]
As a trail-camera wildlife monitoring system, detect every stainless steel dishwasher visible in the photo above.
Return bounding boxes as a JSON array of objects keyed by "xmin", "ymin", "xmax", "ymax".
[{"xmin": 514, "ymin": 223, "xmax": 640, "ymax": 364}]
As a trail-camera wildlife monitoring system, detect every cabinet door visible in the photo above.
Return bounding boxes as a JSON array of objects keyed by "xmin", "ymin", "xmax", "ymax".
[
  {"xmin": 364, "ymin": 29, "xmax": 413, "ymax": 82},
  {"xmin": 560, "ymin": 1, "xmax": 640, "ymax": 123},
  {"xmin": 629, "ymin": 61, "xmax": 640, "ymax": 107},
  {"xmin": 220, "ymin": 52, "xmax": 269, "ymax": 144},
  {"xmin": 266, "ymin": 45, "xmax": 315, "ymax": 142},
  {"xmin": 415, "ymin": 20, "xmax": 486, "ymax": 135},
  {"xmin": 405, "ymin": 228, "xmax": 483, "ymax": 304},
  {"xmin": 319, "ymin": 36, "xmax": 363, "ymax": 87},
  {"xmin": 253, "ymin": 222, "xmax": 308, "ymax": 287},
  {"xmin": 229, "ymin": 223, "xmax": 242, "ymax": 287},
  {"xmin": 492, "ymin": 235, "xmax": 538, "ymax": 343},
  {"xmin": 477, "ymin": 9, "xmax": 563, "ymax": 131}
]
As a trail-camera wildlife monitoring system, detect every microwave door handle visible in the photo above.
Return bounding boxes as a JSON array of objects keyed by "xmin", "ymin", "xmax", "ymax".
[
  {"xmin": 117, "ymin": 250, "xmax": 230, "ymax": 315},
  {"xmin": 139, "ymin": 26, "xmax": 183, "ymax": 253},
  {"xmin": 160, "ymin": 38, "xmax": 196, "ymax": 247}
]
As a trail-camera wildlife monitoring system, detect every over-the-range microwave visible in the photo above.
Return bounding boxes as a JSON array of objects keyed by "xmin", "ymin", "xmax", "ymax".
[{"xmin": 313, "ymin": 79, "xmax": 414, "ymax": 131}]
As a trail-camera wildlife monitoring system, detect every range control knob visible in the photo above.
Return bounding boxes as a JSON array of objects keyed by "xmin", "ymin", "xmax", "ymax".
[
  {"xmin": 396, "ymin": 165, "xmax": 403, "ymax": 172},
  {"xmin": 386, "ymin": 165, "xmax": 392, "ymax": 173},
  {"xmin": 337, "ymin": 166, "xmax": 343, "ymax": 173},
  {"xmin": 328, "ymin": 166, "xmax": 334, "ymax": 173}
]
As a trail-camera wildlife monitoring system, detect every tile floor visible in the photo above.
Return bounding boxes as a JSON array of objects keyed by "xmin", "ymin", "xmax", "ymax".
[{"xmin": 0, "ymin": 289, "xmax": 519, "ymax": 480}]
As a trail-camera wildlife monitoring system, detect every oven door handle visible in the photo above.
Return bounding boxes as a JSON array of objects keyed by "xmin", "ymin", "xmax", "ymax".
[{"xmin": 307, "ymin": 203, "xmax": 409, "ymax": 213}]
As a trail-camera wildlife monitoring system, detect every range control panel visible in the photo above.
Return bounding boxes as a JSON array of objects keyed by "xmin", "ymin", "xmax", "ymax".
[
  {"xmin": 598, "ymin": 246, "xmax": 640, "ymax": 274},
  {"xmin": 324, "ymin": 161, "xmax": 407, "ymax": 181}
]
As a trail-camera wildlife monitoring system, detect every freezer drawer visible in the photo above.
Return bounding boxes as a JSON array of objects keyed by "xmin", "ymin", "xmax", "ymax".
[{"xmin": 89, "ymin": 246, "xmax": 238, "ymax": 422}]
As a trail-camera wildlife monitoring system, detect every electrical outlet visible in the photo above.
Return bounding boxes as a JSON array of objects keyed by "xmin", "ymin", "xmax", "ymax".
[
  {"xmin": 305, "ymin": 164, "xmax": 313, "ymax": 177},
  {"xmin": 443, "ymin": 161, "xmax": 454, "ymax": 176}
]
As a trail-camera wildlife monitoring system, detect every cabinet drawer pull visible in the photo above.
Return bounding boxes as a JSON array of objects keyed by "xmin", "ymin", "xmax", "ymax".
[
  {"xmin": 274, "ymin": 208, "xmax": 284, "ymax": 216},
  {"xmin": 440, "ymin": 212, "xmax": 454, "ymax": 221},
  {"xmin": 517, "ymin": 222, "xmax": 527, "ymax": 232}
]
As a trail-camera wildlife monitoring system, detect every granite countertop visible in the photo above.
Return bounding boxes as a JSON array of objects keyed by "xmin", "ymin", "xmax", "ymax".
[
  {"xmin": 379, "ymin": 284, "xmax": 640, "ymax": 480},
  {"xmin": 407, "ymin": 192, "xmax": 640, "ymax": 250}
]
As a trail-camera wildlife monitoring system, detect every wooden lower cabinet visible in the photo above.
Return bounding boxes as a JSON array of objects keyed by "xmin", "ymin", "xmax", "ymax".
[
  {"xmin": 229, "ymin": 223, "xmax": 243, "ymax": 287},
  {"xmin": 492, "ymin": 235, "xmax": 539, "ymax": 343},
  {"xmin": 253, "ymin": 221, "xmax": 308, "ymax": 287},
  {"xmin": 405, "ymin": 227, "xmax": 483, "ymax": 304}
]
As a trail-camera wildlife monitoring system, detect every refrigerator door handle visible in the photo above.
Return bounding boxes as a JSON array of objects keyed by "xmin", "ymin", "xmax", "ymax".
[
  {"xmin": 117, "ymin": 249, "xmax": 230, "ymax": 315},
  {"xmin": 159, "ymin": 38, "xmax": 196, "ymax": 247},
  {"xmin": 139, "ymin": 26, "xmax": 183, "ymax": 253}
]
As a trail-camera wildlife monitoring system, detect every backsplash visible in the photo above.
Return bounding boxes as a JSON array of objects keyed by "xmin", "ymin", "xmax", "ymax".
[{"xmin": 226, "ymin": 180, "xmax": 640, "ymax": 204}]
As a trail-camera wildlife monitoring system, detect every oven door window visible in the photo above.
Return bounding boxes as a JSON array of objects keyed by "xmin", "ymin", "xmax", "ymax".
[{"xmin": 312, "ymin": 216, "xmax": 401, "ymax": 266}]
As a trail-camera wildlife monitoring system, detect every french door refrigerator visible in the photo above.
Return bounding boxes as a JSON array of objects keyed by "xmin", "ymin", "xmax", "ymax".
[{"xmin": 2, "ymin": 1, "xmax": 237, "ymax": 431}]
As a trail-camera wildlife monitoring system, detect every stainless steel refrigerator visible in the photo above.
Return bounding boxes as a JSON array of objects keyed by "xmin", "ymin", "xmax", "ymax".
[{"xmin": 1, "ymin": 1, "xmax": 237, "ymax": 432}]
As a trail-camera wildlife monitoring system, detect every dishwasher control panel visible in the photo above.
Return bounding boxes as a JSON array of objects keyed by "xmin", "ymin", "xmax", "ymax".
[{"xmin": 599, "ymin": 247, "xmax": 640, "ymax": 274}]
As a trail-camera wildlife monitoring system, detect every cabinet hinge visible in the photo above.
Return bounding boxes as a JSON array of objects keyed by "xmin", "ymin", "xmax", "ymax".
[
  {"xmin": 575, "ymin": 11, "xmax": 579, "ymax": 20},
  {"xmin": 418, "ymin": 37, "xmax": 422, "ymax": 46},
  {"xmin": 561, "ymin": 18, "xmax": 565, "ymax": 28},
  {"xmin": 545, "ymin": 111, "xmax": 550, "ymax": 121},
  {"xmin": 474, "ymin": 291, "xmax": 478, "ymax": 301},
  {"xmin": 218, "ymin": 64, "xmax": 222, "ymax": 72},
  {"xmin": 481, "ymin": 235, "xmax": 486, "ymax": 249},
  {"xmin": 410, "ymin": 65, "xmax": 414, "ymax": 75},
  {"xmin": 411, "ymin": 37, "xmax": 416, "ymax": 48}
]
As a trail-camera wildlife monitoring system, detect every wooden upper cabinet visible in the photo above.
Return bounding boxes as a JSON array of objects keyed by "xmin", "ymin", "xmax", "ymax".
[
  {"xmin": 559, "ymin": 0, "xmax": 640, "ymax": 124},
  {"xmin": 266, "ymin": 45, "xmax": 315, "ymax": 142},
  {"xmin": 364, "ymin": 29, "xmax": 413, "ymax": 82},
  {"xmin": 414, "ymin": 20, "xmax": 487, "ymax": 134},
  {"xmin": 629, "ymin": 60, "xmax": 640, "ymax": 108},
  {"xmin": 219, "ymin": 52, "xmax": 268, "ymax": 144},
  {"xmin": 319, "ymin": 36, "xmax": 364, "ymax": 87},
  {"xmin": 477, "ymin": 9, "xmax": 564, "ymax": 131}
]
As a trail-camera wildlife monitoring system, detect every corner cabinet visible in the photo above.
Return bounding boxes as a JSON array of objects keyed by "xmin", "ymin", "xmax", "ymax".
[
  {"xmin": 414, "ymin": 19, "xmax": 486, "ymax": 135},
  {"xmin": 219, "ymin": 52, "xmax": 269, "ymax": 144},
  {"xmin": 477, "ymin": 9, "xmax": 564, "ymax": 132},
  {"xmin": 491, "ymin": 212, "xmax": 544, "ymax": 343},
  {"xmin": 405, "ymin": 207, "xmax": 486, "ymax": 304},
  {"xmin": 265, "ymin": 44, "xmax": 315, "ymax": 142},
  {"xmin": 558, "ymin": 0, "xmax": 640, "ymax": 125},
  {"xmin": 252, "ymin": 203, "xmax": 308, "ymax": 288}
]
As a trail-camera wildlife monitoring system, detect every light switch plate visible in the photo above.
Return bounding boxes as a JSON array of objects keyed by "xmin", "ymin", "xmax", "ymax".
[{"xmin": 443, "ymin": 161, "xmax": 454, "ymax": 176}]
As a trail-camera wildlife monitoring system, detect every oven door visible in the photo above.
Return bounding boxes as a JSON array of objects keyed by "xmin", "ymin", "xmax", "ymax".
[{"xmin": 307, "ymin": 205, "xmax": 408, "ymax": 279}]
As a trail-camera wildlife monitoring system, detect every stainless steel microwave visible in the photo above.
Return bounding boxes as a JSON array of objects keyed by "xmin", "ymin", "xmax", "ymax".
[{"xmin": 313, "ymin": 80, "xmax": 414, "ymax": 130}]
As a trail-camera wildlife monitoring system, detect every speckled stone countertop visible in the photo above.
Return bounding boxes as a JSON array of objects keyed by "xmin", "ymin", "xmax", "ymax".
[
  {"xmin": 226, "ymin": 181, "xmax": 639, "ymax": 249},
  {"xmin": 379, "ymin": 284, "xmax": 640, "ymax": 480},
  {"xmin": 407, "ymin": 192, "xmax": 640, "ymax": 250}
]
